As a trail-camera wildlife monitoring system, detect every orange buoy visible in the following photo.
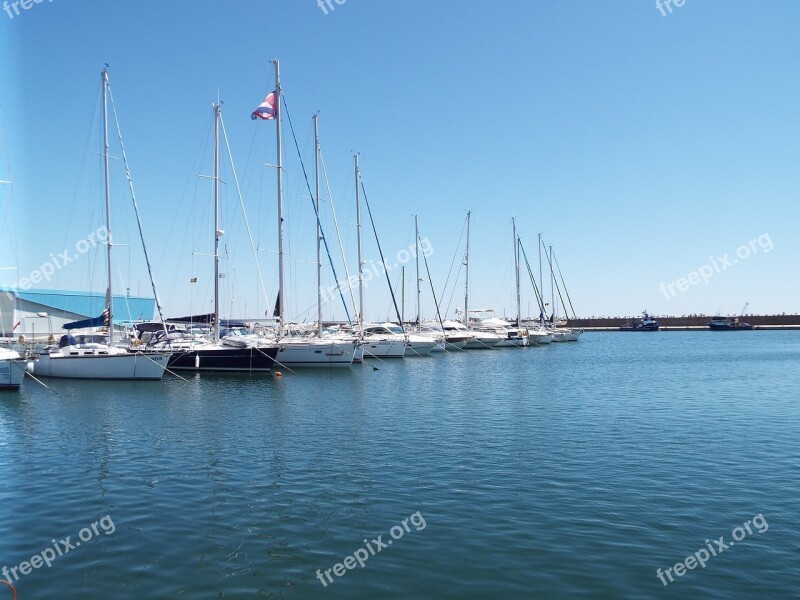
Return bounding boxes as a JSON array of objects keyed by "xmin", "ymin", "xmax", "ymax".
[{"xmin": 275, "ymin": 371, "xmax": 283, "ymax": 377}]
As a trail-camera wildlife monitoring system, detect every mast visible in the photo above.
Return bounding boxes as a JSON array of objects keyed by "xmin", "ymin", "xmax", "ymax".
[
  {"xmin": 464, "ymin": 210, "xmax": 471, "ymax": 327},
  {"xmin": 401, "ymin": 266, "xmax": 405, "ymax": 326},
  {"xmin": 355, "ymin": 154, "xmax": 364, "ymax": 331},
  {"xmin": 513, "ymin": 217, "xmax": 521, "ymax": 328},
  {"xmin": 102, "ymin": 69, "xmax": 114, "ymax": 344},
  {"xmin": 538, "ymin": 232, "xmax": 544, "ymax": 325},
  {"xmin": 415, "ymin": 214, "xmax": 421, "ymax": 330},
  {"xmin": 550, "ymin": 244, "xmax": 555, "ymax": 324},
  {"xmin": 275, "ymin": 59, "xmax": 285, "ymax": 333},
  {"xmin": 314, "ymin": 113, "xmax": 322, "ymax": 335},
  {"xmin": 212, "ymin": 102, "xmax": 221, "ymax": 343}
]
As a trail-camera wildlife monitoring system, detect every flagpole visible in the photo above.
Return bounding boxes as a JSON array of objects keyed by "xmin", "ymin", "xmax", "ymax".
[{"xmin": 275, "ymin": 59, "xmax": 285, "ymax": 333}]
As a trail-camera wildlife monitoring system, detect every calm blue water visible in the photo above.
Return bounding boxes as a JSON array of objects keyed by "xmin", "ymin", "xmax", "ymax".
[{"xmin": 1, "ymin": 332, "xmax": 799, "ymax": 599}]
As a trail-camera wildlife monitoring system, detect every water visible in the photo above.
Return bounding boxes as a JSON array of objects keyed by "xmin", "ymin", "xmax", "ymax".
[{"xmin": 1, "ymin": 332, "xmax": 799, "ymax": 599}]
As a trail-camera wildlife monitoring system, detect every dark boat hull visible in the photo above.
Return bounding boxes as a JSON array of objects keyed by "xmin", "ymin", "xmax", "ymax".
[
  {"xmin": 168, "ymin": 347, "xmax": 278, "ymax": 372},
  {"xmin": 708, "ymin": 323, "xmax": 754, "ymax": 331}
]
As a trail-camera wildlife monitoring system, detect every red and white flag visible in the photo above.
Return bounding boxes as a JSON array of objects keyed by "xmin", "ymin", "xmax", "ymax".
[{"xmin": 251, "ymin": 92, "xmax": 277, "ymax": 120}]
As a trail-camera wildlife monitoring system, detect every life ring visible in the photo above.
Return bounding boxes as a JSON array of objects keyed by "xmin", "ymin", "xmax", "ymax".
[{"xmin": 1, "ymin": 579, "xmax": 17, "ymax": 600}]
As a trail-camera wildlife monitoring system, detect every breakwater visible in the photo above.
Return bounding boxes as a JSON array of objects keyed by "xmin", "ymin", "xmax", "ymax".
[{"xmin": 567, "ymin": 314, "xmax": 800, "ymax": 330}]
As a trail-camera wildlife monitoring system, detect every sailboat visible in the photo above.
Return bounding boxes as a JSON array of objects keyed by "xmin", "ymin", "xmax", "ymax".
[
  {"xmin": 544, "ymin": 243, "xmax": 582, "ymax": 342},
  {"xmin": 351, "ymin": 155, "xmax": 405, "ymax": 359},
  {"xmin": 455, "ymin": 211, "xmax": 501, "ymax": 349},
  {"xmin": 145, "ymin": 101, "xmax": 279, "ymax": 372},
  {"xmin": 414, "ymin": 215, "xmax": 470, "ymax": 351},
  {"xmin": 509, "ymin": 217, "xmax": 531, "ymax": 347},
  {"xmin": 467, "ymin": 218, "xmax": 529, "ymax": 348},
  {"xmin": 30, "ymin": 69, "xmax": 169, "ymax": 380},
  {"xmin": 239, "ymin": 64, "xmax": 356, "ymax": 368},
  {"xmin": 516, "ymin": 233, "xmax": 552, "ymax": 344}
]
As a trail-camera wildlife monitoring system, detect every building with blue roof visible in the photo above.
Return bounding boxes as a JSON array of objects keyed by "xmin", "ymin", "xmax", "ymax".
[{"xmin": 0, "ymin": 288, "xmax": 156, "ymax": 338}]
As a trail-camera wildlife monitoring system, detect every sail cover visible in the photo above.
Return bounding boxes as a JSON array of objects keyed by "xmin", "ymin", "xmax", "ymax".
[
  {"xmin": 63, "ymin": 310, "xmax": 109, "ymax": 330},
  {"xmin": 167, "ymin": 313, "xmax": 216, "ymax": 324}
]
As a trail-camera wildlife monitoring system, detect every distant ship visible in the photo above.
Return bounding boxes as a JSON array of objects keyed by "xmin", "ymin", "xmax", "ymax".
[
  {"xmin": 620, "ymin": 311, "xmax": 661, "ymax": 331},
  {"xmin": 708, "ymin": 316, "xmax": 754, "ymax": 331}
]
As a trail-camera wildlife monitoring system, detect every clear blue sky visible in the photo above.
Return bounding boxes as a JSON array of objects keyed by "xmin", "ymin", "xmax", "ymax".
[{"xmin": 1, "ymin": 0, "xmax": 798, "ymax": 322}]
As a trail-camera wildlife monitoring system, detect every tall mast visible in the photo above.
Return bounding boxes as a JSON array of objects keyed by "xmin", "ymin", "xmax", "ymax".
[
  {"xmin": 415, "ymin": 214, "xmax": 421, "ymax": 330},
  {"xmin": 513, "ymin": 217, "xmax": 520, "ymax": 328},
  {"xmin": 538, "ymin": 232, "xmax": 544, "ymax": 324},
  {"xmin": 464, "ymin": 210, "xmax": 471, "ymax": 327},
  {"xmin": 550, "ymin": 244, "xmax": 555, "ymax": 324},
  {"xmin": 275, "ymin": 59, "xmax": 285, "ymax": 333},
  {"xmin": 355, "ymin": 154, "xmax": 364, "ymax": 331},
  {"xmin": 102, "ymin": 69, "xmax": 114, "ymax": 344},
  {"xmin": 314, "ymin": 113, "xmax": 322, "ymax": 335},
  {"xmin": 212, "ymin": 102, "xmax": 221, "ymax": 343},
  {"xmin": 401, "ymin": 266, "xmax": 405, "ymax": 326}
]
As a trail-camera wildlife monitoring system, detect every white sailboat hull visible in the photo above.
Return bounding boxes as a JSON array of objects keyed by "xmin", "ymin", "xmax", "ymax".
[
  {"xmin": 31, "ymin": 349, "xmax": 168, "ymax": 380},
  {"xmin": 276, "ymin": 340, "xmax": 356, "ymax": 368},
  {"xmin": 404, "ymin": 339, "xmax": 436, "ymax": 357},
  {"xmin": 0, "ymin": 354, "xmax": 26, "ymax": 390},
  {"xmin": 362, "ymin": 339, "xmax": 406, "ymax": 359},
  {"xmin": 463, "ymin": 336, "xmax": 499, "ymax": 350},
  {"xmin": 552, "ymin": 329, "xmax": 582, "ymax": 342},
  {"xmin": 444, "ymin": 336, "xmax": 470, "ymax": 351},
  {"xmin": 528, "ymin": 330, "xmax": 553, "ymax": 345},
  {"xmin": 441, "ymin": 323, "xmax": 500, "ymax": 350},
  {"xmin": 495, "ymin": 337, "xmax": 529, "ymax": 347}
]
